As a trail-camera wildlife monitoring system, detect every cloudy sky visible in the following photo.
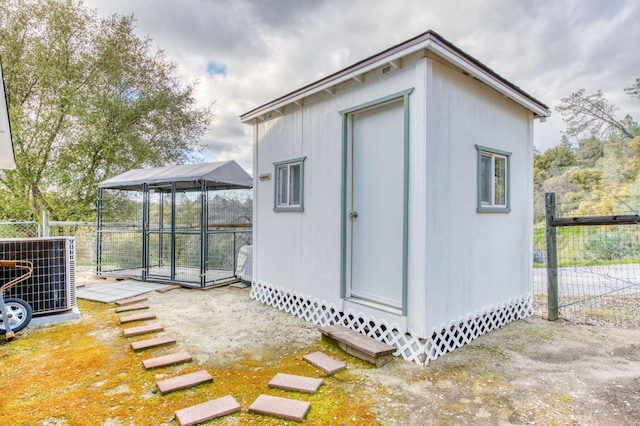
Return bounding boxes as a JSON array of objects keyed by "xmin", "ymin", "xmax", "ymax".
[{"xmin": 84, "ymin": 0, "xmax": 640, "ymax": 172}]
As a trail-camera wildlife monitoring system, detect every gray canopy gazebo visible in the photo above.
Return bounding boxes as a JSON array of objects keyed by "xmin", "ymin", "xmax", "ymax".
[{"xmin": 97, "ymin": 161, "xmax": 252, "ymax": 287}]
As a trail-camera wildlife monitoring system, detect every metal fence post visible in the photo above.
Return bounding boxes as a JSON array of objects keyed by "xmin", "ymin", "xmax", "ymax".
[
  {"xmin": 545, "ymin": 192, "xmax": 559, "ymax": 321},
  {"xmin": 42, "ymin": 210, "xmax": 50, "ymax": 237}
]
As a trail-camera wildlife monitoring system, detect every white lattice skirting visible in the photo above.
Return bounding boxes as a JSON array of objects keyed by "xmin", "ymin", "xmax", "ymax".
[{"xmin": 250, "ymin": 281, "xmax": 533, "ymax": 365}]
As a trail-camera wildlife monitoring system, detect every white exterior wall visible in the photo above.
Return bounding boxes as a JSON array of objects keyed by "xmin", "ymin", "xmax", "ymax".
[
  {"xmin": 253, "ymin": 54, "xmax": 426, "ymax": 310},
  {"xmin": 422, "ymin": 59, "xmax": 533, "ymax": 331},
  {"xmin": 253, "ymin": 53, "xmax": 533, "ymax": 340}
]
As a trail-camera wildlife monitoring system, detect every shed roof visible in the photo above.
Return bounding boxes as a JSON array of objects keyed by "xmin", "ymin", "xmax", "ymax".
[
  {"xmin": 98, "ymin": 160, "xmax": 252, "ymax": 191},
  {"xmin": 240, "ymin": 30, "xmax": 550, "ymax": 123}
]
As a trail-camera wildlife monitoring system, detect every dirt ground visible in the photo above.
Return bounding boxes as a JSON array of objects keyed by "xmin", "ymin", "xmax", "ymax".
[
  {"xmin": 23, "ymin": 270, "xmax": 637, "ymax": 425},
  {"xmin": 102, "ymin": 270, "xmax": 638, "ymax": 426}
]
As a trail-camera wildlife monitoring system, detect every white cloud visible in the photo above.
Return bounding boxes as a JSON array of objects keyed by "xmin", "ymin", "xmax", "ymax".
[{"xmin": 84, "ymin": 0, "xmax": 640, "ymax": 159}]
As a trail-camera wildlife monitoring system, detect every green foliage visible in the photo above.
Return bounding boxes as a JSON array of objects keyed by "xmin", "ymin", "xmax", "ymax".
[
  {"xmin": 567, "ymin": 169, "xmax": 602, "ymax": 192},
  {"xmin": 536, "ymin": 78, "xmax": 640, "ymax": 223},
  {"xmin": 575, "ymin": 137, "xmax": 604, "ymax": 164},
  {"xmin": 0, "ymin": 0, "xmax": 212, "ymax": 221},
  {"xmin": 584, "ymin": 228, "xmax": 640, "ymax": 261}
]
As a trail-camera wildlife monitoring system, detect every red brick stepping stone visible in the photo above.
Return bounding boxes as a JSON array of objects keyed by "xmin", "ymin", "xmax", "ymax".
[
  {"xmin": 303, "ymin": 351, "xmax": 347, "ymax": 375},
  {"xmin": 268, "ymin": 373, "xmax": 322, "ymax": 394},
  {"xmin": 156, "ymin": 370, "xmax": 213, "ymax": 394},
  {"xmin": 249, "ymin": 394, "xmax": 310, "ymax": 422},
  {"xmin": 115, "ymin": 302, "xmax": 149, "ymax": 313},
  {"xmin": 115, "ymin": 295, "xmax": 148, "ymax": 306},
  {"xmin": 130, "ymin": 335, "xmax": 177, "ymax": 351},
  {"xmin": 175, "ymin": 395, "xmax": 241, "ymax": 426},
  {"xmin": 122, "ymin": 323, "xmax": 164, "ymax": 337},
  {"xmin": 143, "ymin": 351, "xmax": 192, "ymax": 369},
  {"xmin": 119, "ymin": 312, "xmax": 156, "ymax": 324}
]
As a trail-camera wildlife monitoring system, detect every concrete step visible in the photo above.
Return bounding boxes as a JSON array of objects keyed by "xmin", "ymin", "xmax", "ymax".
[
  {"xmin": 303, "ymin": 351, "xmax": 347, "ymax": 375},
  {"xmin": 114, "ymin": 295, "xmax": 148, "ymax": 306},
  {"xmin": 156, "ymin": 370, "xmax": 213, "ymax": 395},
  {"xmin": 119, "ymin": 312, "xmax": 156, "ymax": 324},
  {"xmin": 174, "ymin": 395, "xmax": 241, "ymax": 426},
  {"xmin": 122, "ymin": 323, "xmax": 164, "ymax": 337},
  {"xmin": 268, "ymin": 373, "xmax": 322, "ymax": 394},
  {"xmin": 130, "ymin": 335, "xmax": 177, "ymax": 351},
  {"xmin": 318, "ymin": 324, "xmax": 395, "ymax": 367},
  {"xmin": 143, "ymin": 351, "xmax": 192, "ymax": 369},
  {"xmin": 115, "ymin": 302, "xmax": 149, "ymax": 313},
  {"xmin": 249, "ymin": 394, "xmax": 310, "ymax": 422}
]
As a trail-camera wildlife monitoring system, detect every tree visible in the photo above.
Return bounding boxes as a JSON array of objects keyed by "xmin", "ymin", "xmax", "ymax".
[
  {"xmin": 556, "ymin": 88, "xmax": 637, "ymax": 141},
  {"xmin": 574, "ymin": 137, "xmax": 604, "ymax": 164},
  {"xmin": 0, "ymin": 0, "xmax": 212, "ymax": 221},
  {"xmin": 625, "ymin": 78, "xmax": 640, "ymax": 99}
]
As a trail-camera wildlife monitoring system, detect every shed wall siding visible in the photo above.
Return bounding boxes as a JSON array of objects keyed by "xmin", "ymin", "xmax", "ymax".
[
  {"xmin": 254, "ymin": 59, "xmax": 425, "ymax": 312},
  {"xmin": 423, "ymin": 59, "xmax": 533, "ymax": 330},
  {"xmin": 253, "ymin": 55, "xmax": 534, "ymax": 340}
]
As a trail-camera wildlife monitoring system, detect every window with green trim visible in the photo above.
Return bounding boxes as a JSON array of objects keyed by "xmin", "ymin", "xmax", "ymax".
[
  {"xmin": 476, "ymin": 145, "xmax": 510, "ymax": 213},
  {"xmin": 274, "ymin": 157, "xmax": 305, "ymax": 211}
]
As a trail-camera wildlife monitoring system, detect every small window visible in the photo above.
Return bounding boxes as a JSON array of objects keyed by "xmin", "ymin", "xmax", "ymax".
[
  {"xmin": 274, "ymin": 157, "xmax": 305, "ymax": 211},
  {"xmin": 476, "ymin": 145, "xmax": 510, "ymax": 213}
]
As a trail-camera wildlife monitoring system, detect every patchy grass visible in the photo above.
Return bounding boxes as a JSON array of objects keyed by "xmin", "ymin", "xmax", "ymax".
[{"xmin": 0, "ymin": 299, "xmax": 376, "ymax": 425}]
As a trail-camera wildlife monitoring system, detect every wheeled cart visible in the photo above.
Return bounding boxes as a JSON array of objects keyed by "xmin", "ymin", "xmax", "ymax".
[{"xmin": 0, "ymin": 260, "xmax": 33, "ymax": 340}]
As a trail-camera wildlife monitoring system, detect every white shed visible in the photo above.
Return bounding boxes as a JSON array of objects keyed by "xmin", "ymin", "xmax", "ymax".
[{"xmin": 241, "ymin": 30, "xmax": 550, "ymax": 365}]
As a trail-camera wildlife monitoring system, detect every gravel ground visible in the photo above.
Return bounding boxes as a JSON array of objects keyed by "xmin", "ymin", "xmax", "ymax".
[{"xmin": 82, "ymin": 271, "xmax": 640, "ymax": 425}]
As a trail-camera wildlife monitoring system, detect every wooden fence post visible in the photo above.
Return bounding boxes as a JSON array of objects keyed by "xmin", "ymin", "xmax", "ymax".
[{"xmin": 545, "ymin": 192, "xmax": 559, "ymax": 321}]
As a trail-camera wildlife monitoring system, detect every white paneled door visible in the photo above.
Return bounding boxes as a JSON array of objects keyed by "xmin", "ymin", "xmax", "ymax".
[{"xmin": 349, "ymin": 100, "xmax": 404, "ymax": 309}]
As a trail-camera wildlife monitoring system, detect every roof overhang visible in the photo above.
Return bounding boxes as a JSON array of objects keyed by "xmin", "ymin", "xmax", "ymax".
[
  {"xmin": 240, "ymin": 30, "xmax": 551, "ymax": 124},
  {"xmin": 0, "ymin": 59, "xmax": 16, "ymax": 170}
]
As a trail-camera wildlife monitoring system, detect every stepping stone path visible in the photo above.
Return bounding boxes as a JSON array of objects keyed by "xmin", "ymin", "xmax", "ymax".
[
  {"xmin": 115, "ymin": 302, "xmax": 149, "ymax": 313},
  {"xmin": 142, "ymin": 351, "xmax": 192, "ymax": 369},
  {"xmin": 268, "ymin": 373, "xmax": 323, "ymax": 393},
  {"xmin": 114, "ymin": 292, "xmax": 354, "ymax": 423},
  {"xmin": 119, "ymin": 312, "xmax": 156, "ymax": 324},
  {"xmin": 303, "ymin": 350, "xmax": 347, "ymax": 374},
  {"xmin": 249, "ymin": 394, "xmax": 311, "ymax": 422},
  {"xmin": 130, "ymin": 335, "xmax": 176, "ymax": 351},
  {"xmin": 115, "ymin": 295, "xmax": 148, "ymax": 306},
  {"xmin": 156, "ymin": 370, "xmax": 213, "ymax": 394},
  {"xmin": 174, "ymin": 395, "xmax": 241, "ymax": 426},
  {"xmin": 122, "ymin": 323, "xmax": 164, "ymax": 337}
]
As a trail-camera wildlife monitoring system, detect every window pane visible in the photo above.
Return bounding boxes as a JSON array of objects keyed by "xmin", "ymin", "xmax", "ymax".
[
  {"xmin": 480, "ymin": 155, "xmax": 491, "ymax": 204},
  {"xmin": 290, "ymin": 163, "xmax": 301, "ymax": 206},
  {"xmin": 494, "ymin": 156, "xmax": 506, "ymax": 206},
  {"xmin": 277, "ymin": 165, "xmax": 288, "ymax": 206}
]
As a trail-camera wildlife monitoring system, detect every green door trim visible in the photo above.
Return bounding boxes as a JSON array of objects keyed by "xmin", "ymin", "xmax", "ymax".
[{"xmin": 339, "ymin": 87, "xmax": 413, "ymax": 316}]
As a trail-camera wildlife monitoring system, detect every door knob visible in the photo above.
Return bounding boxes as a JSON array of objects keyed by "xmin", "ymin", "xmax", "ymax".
[{"xmin": 349, "ymin": 211, "xmax": 359, "ymax": 218}]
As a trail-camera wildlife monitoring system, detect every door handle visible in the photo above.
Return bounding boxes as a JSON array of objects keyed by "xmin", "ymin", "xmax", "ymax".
[{"xmin": 349, "ymin": 211, "xmax": 359, "ymax": 219}]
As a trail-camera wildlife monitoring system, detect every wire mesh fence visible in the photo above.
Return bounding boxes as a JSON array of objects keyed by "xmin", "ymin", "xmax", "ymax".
[
  {"xmin": 47, "ymin": 223, "xmax": 97, "ymax": 267},
  {"xmin": 97, "ymin": 187, "xmax": 252, "ymax": 286},
  {"xmin": 0, "ymin": 221, "xmax": 41, "ymax": 238},
  {"xmin": 534, "ymin": 193, "xmax": 640, "ymax": 328}
]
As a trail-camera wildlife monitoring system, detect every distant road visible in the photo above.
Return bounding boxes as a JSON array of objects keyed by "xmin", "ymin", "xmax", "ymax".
[{"xmin": 533, "ymin": 263, "xmax": 640, "ymax": 296}]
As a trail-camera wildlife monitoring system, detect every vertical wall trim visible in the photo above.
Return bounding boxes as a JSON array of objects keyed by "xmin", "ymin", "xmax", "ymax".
[
  {"xmin": 401, "ymin": 90, "xmax": 411, "ymax": 316},
  {"xmin": 339, "ymin": 87, "xmax": 414, "ymax": 313},
  {"xmin": 340, "ymin": 114, "xmax": 349, "ymax": 299},
  {"xmin": 252, "ymin": 122, "xmax": 259, "ymax": 283}
]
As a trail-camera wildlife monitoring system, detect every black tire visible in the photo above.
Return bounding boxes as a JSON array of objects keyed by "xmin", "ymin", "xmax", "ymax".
[{"xmin": 0, "ymin": 297, "xmax": 33, "ymax": 334}]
